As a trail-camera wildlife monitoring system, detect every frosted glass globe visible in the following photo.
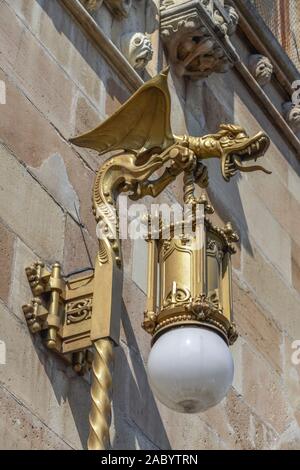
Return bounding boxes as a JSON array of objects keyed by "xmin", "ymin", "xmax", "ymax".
[{"xmin": 147, "ymin": 326, "xmax": 234, "ymax": 413}]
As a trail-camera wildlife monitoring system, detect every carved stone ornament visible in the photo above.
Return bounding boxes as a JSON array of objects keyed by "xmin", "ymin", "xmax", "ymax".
[
  {"xmin": 249, "ymin": 54, "xmax": 273, "ymax": 86},
  {"xmin": 282, "ymin": 101, "xmax": 300, "ymax": 134},
  {"xmin": 160, "ymin": 0, "xmax": 239, "ymax": 79},
  {"xmin": 121, "ymin": 32, "xmax": 153, "ymax": 71},
  {"xmin": 105, "ymin": 0, "xmax": 132, "ymax": 18},
  {"xmin": 81, "ymin": 0, "xmax": 131, "ymax": 18},
  {"xmin": 81, "ymin": 0, "xmax": 104, "ymax": 11}
]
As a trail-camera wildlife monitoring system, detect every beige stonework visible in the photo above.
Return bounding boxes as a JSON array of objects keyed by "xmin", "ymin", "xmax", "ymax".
[
  {"xmin": 0, "ymin": 385, "xmax": 72, "ymax": 450},
  {"xmin": 0, "ymin": 144, "xmax": 65, "ymax": 263},
  {"xmin": 0, "ymin": 301, "xmax": 90, "ymax": 449},
  {"xmin": 0, "ymin": 0, "xmax": 300, "ymax": 451},
  {"xmin": 292, "ymin": 240, "xmax": 300, "ymax": 294},
  {"xmin": 0, "ymin": 223, "xmax": 15, "ymax": 305}
]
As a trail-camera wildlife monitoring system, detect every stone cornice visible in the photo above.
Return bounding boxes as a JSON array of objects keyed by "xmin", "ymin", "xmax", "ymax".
[
  {"xmin": 59, "ymin": 0, "xmax": 143, "ymax": 93},
  {"xmin": 230, "ymin": 0, "xmax": 300, "ymax": 155},
  {"xmin": 231, "ymin": 0, "xmax": 300, "ymax": 94},
  {"xmin": 60, "ymin": 0, "xmax": 300, "ymax": 157}
]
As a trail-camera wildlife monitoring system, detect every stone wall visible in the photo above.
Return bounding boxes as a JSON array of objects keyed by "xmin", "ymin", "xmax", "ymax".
[{"xmin": 0, "ymin": 0, "xmax": 300, "ymax": 450}]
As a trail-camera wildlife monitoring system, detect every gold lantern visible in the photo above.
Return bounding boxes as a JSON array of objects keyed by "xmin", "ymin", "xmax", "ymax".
[{"xmin": 143, "ymin": 181, "xmax": 239, "ymax": 347}]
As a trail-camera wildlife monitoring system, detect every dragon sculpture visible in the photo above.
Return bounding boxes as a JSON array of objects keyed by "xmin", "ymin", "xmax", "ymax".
[
  {"xmin": 70, "ymin": 68, "xmax": 270, "ymax": 451},
  {"xmin": 71, "ymin": 68, "xmax": 270, "ymax": 269}
]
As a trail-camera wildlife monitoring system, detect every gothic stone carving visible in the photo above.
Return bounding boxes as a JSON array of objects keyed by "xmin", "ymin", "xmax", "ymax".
[
  {"xmin": 160, "ymin": 0, "xmax": 239, "ymax": 79},
  {"xmin": 105, "ymin": 0, "xmax": 132, "ymax": 18},
  {"xmin": 121, "ymin": 32, "xmax": 153, "ymax": 71},
  {"xmin": 283, "ymin": 102, "xmax": 300, "ymax": 134},
  {"xmin": 249, "ymin": 54, "xmax": 273, "ymax": 86},
  {"xmin": 81, "ymin": 0, "xmax": 103, "ymax": 11}
]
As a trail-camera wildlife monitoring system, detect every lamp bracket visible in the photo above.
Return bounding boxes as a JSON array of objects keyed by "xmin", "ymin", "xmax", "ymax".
[{"xmin": 22, "ymin": 261, "xmax": 95, "ymax": 374}]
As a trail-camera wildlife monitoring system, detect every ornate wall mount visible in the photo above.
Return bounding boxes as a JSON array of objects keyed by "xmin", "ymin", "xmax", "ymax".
[
  {"xmin": 282, "ymin": 101, "xmax": 300, "ymax": 134},
  {"xmin": 248, "ymin": 54, "xmax": 273, "ymax": 86},
  {"xmin": 22, "ymin": 261, "xmax": 95, "ymax": 374},
  {"xmin": 121, "ymin": 32, "xmax": 154, "ymax": 71},
  {"xmin": 160, "ymin": 0, "xmax": 239, "ymax": 79},
  {"xmin": 105, "ymin": 0, "xmax": 132, "ymax": 18}
]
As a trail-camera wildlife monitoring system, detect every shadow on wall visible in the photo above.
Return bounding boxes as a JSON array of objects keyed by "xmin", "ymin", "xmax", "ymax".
[
  {"xmin": 29, "ymin": 300, "xmax": 171, "ymax": 450},
  {"xmin": 35, "ymin": 0, "xmax": 159, "ymax": 95},
  {"xmin": 28, "ymin": 333, "xmax": 91, "ymax": 449},
  {"xmin": 112, "ymin": 301, "xmax": 171, "ymax": 450}
]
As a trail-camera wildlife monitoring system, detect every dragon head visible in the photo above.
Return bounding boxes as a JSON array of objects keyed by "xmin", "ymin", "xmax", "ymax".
[{"xmin": 209, "ymin": 124, "xmax": 271, "ymax": 181}]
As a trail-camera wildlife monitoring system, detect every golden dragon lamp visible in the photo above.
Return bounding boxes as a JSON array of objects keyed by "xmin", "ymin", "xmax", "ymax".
[{"xmin": 22, "ymin": 69, "xmax": 271, "ymax": 449}]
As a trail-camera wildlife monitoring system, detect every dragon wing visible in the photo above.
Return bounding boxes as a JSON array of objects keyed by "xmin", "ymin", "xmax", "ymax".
[{"xmin": 70, "ymin": 68, "xmax": 175, "ymax": 155}]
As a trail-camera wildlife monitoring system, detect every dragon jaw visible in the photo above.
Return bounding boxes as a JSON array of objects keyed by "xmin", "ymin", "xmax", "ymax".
[{"xmin": 220, "ymin": 131, "xmax": 271, "ymax": 181}]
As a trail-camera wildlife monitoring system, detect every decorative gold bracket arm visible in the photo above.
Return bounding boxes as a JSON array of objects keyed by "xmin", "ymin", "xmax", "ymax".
[
  {"xmin": 22, "ymin": 258, "xmax": 118, "ymax": 450},
  {"xmin": 22, "ymin": 262, "xmax": 95, "ymax": 375}
]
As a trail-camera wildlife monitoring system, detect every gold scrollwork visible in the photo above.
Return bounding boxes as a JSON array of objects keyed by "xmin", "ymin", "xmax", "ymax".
[
  {"xmin": 66, "ymin": 298, "xmax": 93, "ymax": 324},
  {"xmin": 163, "ymin": 286, "xmax": 191, "ymax": 308}
]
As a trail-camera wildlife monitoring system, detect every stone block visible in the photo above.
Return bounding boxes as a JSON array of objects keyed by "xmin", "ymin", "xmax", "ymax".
[
  {"xmin": 181, "ymin": 382, "xmax": 277, "ymax": 449},
  {"xmin": 110, "ymin": 410, "xmax": 160, "ymax": 450},
  {"xmin": 105, "ymin": 75, "xmax": 130, "ymax": 116},
  {"xmin": 0, "ymin": 222, "xmax": 15, "ymax": 305},
  {"xmin": 0, "ymin": 70, "xmax": 97, "ymax": 234},
  {"xmin": 63, "ymin": 215, "xmax": 98, "ymax": 274},
  {"xmin": 242, "ymin": 241, "xmax": 300, "ymax": 340},
  {"xmin": 221, "ymin": 388, "xmax": 277, "ymax": 449},
  {"xmin": 0, "ymin": 144, "xmax": 65, "ymax": 263},
  {"xmin": 288, "ymin": 166, "xmax": 300, "ymax": 205},
  {"xmin": 30, "ymin": 154, "xmax": 80, "ymax": 220},
  {"xmin": 0, "ymin": 1, "xmax": 74, "ymax": 136},
  {"xmin": 75, "ymin": 94, "xmax": 104, "ymax": 136},
  {"xmin": 246, "ymin": 166, "xmax": 290, "ymax": 232},
  {"xmin": 237, "ymin": 178, "xmax": 292, "ymax": 284},
  {"xmin": 112, "ymin": 342, "xmax": 170, "ymax": 449},
  {"xmin": 0, "ymin": 385, "xmax": 72, "ymax": 450},
  {"xmin": 233, "ymin": 280, "xmax": 283, "ymax": 375},
  {"xmin": 289, "ymin": 195, "xmax": 300, "ymax": 248},
  {"xmin": 156, "ymin": 407, "xmax": 227, "ymax": 450},
  {"xmin": 0, "ymin": 301, "xmax": 90, "ymax": 449},
  {"xmin": 121, "ymin": 275, "xmax": 151, "ymax": 363},
  {"xmin": 209, "ymin": 167, "xmax": 292, "ymax": 284},
  {"xmin": 8, "ymin": 239, "xmax": 37, "ymax": 322},
  {"xmin": 292, "ymin": 240, "xmax": 300, "ymax": 294},
  {"xmin": 241, "ymin": 341, "xmax": 293, "ymax": 434},
  {"xmin": 0, "ymin": 5, "xmax": 103, "ymax": 172}
]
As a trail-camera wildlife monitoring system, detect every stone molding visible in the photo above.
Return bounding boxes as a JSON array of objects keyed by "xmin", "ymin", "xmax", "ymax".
[
  {"xmin": 61, "ymin": 0, "xmax": 300, "ymax": 155},
  {"xmin": 59, "ymin": 0, "xmax": 143, "ymax": 92},
  {"xmin": 160, "ymin": 0, "xmax": 239, "ymax": 79}
]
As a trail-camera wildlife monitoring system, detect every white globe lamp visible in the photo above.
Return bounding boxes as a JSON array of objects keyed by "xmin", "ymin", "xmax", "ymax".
[{"xmin": 147, "ymin": 326, "xmax": 234, "ymax": 413}]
